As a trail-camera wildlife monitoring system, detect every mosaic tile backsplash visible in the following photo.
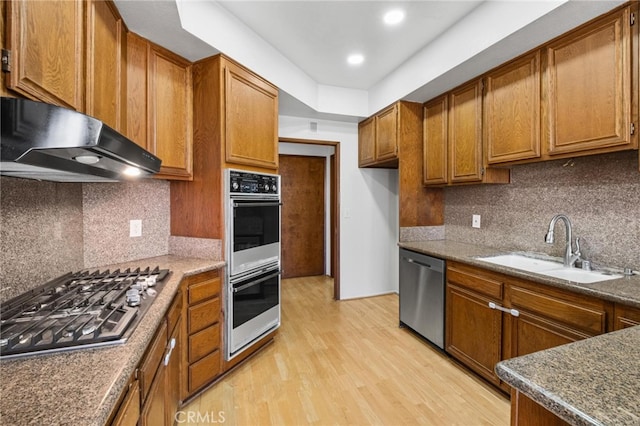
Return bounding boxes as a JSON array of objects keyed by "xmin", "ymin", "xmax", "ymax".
[{"xmin": 444, "ymin": 151, "xmax": 640, "ymax": 271}]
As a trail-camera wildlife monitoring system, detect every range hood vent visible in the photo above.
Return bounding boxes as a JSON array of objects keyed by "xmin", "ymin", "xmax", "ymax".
[{"xmin": 1, "ymin": 97, "xmax": 162, "ymax": 182}]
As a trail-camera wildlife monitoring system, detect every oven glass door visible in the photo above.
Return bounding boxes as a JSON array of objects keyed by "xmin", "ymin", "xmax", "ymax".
[
  {"xmin": 230, "ymin": 199, "xmax": 280, "ymax": 275},
  {"xmin": 229, "ymin": 267, "xmax": 281, "ymax": 357}
]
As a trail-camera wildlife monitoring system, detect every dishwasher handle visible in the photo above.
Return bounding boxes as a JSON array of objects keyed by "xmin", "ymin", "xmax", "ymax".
[{"xmin": 402, "ymin": 257, "xmax": 433, "ymax": 269}]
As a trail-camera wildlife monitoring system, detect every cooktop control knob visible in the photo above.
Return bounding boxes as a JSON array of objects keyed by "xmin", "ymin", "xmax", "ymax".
[
  {"xmin": 264, "ymin": 183, "xmax": 269, "ymax": 192},
  {"xmin": 232, "ymin": 181, "xmax": 239, "ymax": 191},
  {"xmin": 272, "ymin": 184, "xmax": 277, "ymax": 192}
]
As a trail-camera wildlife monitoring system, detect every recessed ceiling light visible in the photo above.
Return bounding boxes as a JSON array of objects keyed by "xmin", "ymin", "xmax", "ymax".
[
  {"xmin": 384, "ymin": 9, "xmax": 405, "ymax": 26},
  {"xmin": 347, "ymin": 53, "xmax": 365, "ymax": 66}
]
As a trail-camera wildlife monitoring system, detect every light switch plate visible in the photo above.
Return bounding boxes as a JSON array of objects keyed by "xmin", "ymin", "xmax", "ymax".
[{"xmin": 130, "ymin": 219, "xmax": 142, "ymax": 237}]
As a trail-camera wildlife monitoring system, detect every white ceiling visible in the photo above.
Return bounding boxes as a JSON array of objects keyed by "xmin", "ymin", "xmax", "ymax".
[
  {"xmin": 214, "ymin": 1, "xmax": 483, "ymax": 90},
  {"xmin": 113, "ymin": 0, "xmax": 626, "ymax": 121}
]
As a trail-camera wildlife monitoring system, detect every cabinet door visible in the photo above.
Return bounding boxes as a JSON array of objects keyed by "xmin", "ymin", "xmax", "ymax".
[
  {"xmin": 148, "ymin": 44, "xmax": 193, "ymax": 180},
  {"xmin": 375, "ymin": 104, "xmax": 398, "ymax": 161},
  {"xmin": 358, "ymin": 116, "xmax": 376, "ymax": 167},
  {"xmin": 507, "ymin": 283, "xmax": 607, "ymax": 359},
  {"xmin": 509, "ymin": 309, "xmax": 589, "ymax": 359},
  {"xmin": 140, "ymin": 363, "xmax": 166, "ymax": 426},
  {"xmin": 448, "ymin": 80, "xmax": 483, "ymax": 183},
  {"xmin": 544, "ymin": 6, "xmax": 634, "ymax": 155},
  {"xmin": 166, "ymin": 317, "xmax": 181, "ymax": 426},
  {"xmin": 6, "ymin": 0, "xmax": 84, "ymax": 110},
  {"xmin": 111, "ymin": 379, "xmax": 140, "ymax": 426},
  {"xmin": 484, "ymin": 51, "xmax": 541, "ymax": 164},
  {"xmin": 125, "ymin": 32, "xmax": 148, "ymax": 149},
  {"xmin": 85, "ymin": 0, "xmax": 125, "ymax": 131},
  {"xmin": 224, "ymin": 60, "xmax": 279, "ymax": 170},
  {"xmin": 423, "ymin": 95, "xmax": 448, "ymax": 185},
  {"xmin": 446, "ymin": 283, "xmax": 503, "ymax": 386}
]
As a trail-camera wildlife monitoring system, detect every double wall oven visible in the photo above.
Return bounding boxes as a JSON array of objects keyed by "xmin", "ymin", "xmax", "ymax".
[{"xmin": 224, "ymin": 169, "xmax": 281, "ymax": 360}]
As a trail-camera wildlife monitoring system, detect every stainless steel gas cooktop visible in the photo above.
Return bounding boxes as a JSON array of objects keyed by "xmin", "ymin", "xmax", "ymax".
[{"xmin": 0, "ymin": 267, "xmax": 170, "ymax": 359}]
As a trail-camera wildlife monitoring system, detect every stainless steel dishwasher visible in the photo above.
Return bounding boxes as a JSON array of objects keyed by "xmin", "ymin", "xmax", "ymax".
[{"xmin": 399, "ymin": 248, "xmax": 445, "ymax": 349}]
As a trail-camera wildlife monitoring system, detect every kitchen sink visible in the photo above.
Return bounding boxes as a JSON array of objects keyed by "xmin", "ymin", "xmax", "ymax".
[
  {"xmin": 476, "ymin": 254, "xmax": 564, "ymax": 273},
  {"xmin": 538, "ymin": 268, "xmax": 623, "ymax": 283},
  {"xmin": 476, "ymin": 253, "xmax": 623, "ymax": 283}
]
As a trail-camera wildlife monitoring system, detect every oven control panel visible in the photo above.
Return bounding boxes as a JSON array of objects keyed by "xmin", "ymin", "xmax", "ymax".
[{"xmin": 228, "ymin": 170, "xmax": 280, "ymax": 196}]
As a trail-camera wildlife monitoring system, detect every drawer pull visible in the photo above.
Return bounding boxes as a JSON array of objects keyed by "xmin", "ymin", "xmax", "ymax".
[
  {"xmin": 163, "ymin": 337, "xmax": 176, "ymax": 366},
  {"xmin": 488, "ymin": 301, "xmax": 520, "ymax": 317}
]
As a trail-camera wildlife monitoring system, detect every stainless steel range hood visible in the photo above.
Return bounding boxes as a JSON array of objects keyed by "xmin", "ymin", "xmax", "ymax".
[{"xmin": 1, "ymin": 97, "xmax": 162, "ymax": 182}]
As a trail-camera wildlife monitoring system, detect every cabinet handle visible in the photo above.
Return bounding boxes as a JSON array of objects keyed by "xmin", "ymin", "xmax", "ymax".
[
  {"xmin": 488, "ymin": 301, "xmax": 520, "ymax": 317},
  {"xmin": 163, "ymin": 337, "xmax": 176, "ymax": 366}
]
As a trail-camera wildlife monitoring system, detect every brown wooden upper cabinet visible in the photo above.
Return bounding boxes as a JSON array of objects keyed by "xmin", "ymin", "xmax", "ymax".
[
  {"xmin": 423, "ymin": 95, "xmax": 448, "ymax": 185},
  {"xmin": 484, "ymin": 51, "xmax": 541, "ymax": 164},
  {"xmin": 224, "ymin": 59, "xmax": 279, "ymax": 170},
  {"xmin": 423, "ymin": 80, "xmax": 510, "ymax": 186},
  {"xmin": 542, "ymin": 4, "xmax": 637, "ymax": 158},
  {"xmin": 358, "ymin": 103, "xmax": 400, "ymax": 168},
  {"xmin": 5, "ymin": 0, "xmax": 128, "ymax": 133},
  {"xmin": 85, "ymin": 0, "xmax": 126, "ymax": 132},
  {"xmin": 126, "ymin": 33, "xmax": 193, "ymax": 181},
  {"xmin": 5, "ymin": 0, "xmax": 85, "ymax": 110}
]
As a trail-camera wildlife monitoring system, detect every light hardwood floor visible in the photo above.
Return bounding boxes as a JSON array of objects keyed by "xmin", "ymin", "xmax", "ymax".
[{"xmin": 182, "ymin": 275, "xmax": 510, "ymax": 425}]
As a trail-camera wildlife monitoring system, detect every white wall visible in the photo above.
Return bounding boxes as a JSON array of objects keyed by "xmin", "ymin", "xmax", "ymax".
[{"xmin": 278, "ymin": 116, "xmax": 399, "ymax": 299}]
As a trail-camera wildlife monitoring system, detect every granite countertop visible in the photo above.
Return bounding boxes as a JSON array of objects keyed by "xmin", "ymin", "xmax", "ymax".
[
  {"xmin": 398, "ymin": 240, "xmax": 640, "ymax": 308},
  {"xmin": 495, "ymin": 326, "xmax": 640, "ymax": 425},
  {"xmin": 399, "ymin": 239, "xmax": 640, "ymax": 425},
  {"xmin": 0, "ymin": 255, "xmax": 225, "ymax": 426}
]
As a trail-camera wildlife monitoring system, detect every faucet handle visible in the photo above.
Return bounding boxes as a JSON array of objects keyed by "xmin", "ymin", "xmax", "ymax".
[{"xmin": 574, "ymin": 237, "xmax": 582, "ymax": 256}]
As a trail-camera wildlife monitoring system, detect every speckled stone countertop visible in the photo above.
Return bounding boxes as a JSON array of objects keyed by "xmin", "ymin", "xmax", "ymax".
[
  {"xmin": 496, "ymin": 327, "xmax": 640, "ymax": 425},
  {"xmin": 398, "ymin": 240, "xmax": 640, "ymax": 308},
  {"xmin": 0, "ymin": 255, "xmax": 225, "ymax": 426}
]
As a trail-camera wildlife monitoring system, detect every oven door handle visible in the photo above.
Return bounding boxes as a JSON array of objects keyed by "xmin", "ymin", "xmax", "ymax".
[
  {"xmin": 233, "ymin": 271, "xmax": 281, "ymax": 293},
  {"xmin": 233, "ymin": 202, "xmax": 282, "ymax": 208}
]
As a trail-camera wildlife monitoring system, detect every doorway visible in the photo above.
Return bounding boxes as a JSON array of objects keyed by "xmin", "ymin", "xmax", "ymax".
[
  {"xmin": 279, "ymin": 155, "xmax": 325, "ymax": 278},
  {"xmin": 279, "ymin": 138, "xmax": 340, "ymax": 300}
]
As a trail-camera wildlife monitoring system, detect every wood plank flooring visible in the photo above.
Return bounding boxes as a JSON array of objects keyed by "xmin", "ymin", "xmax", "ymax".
[{"xmin": 181, "ymin": 275, "xmax": 510, "ymax": 425}]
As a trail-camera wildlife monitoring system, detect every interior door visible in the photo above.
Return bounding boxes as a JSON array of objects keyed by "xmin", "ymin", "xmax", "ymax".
[{"xmin": 279, "ymin": 155, "xmax": 325, "ymax": 278}]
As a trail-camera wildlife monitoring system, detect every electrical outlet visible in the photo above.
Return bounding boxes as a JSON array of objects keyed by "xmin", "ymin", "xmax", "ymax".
[
  {"xmin": 472, "ymin": 214, "xmax": 481, "ymax": 229},
  {"xmin": 130, "ymin": 219, "xmax": 142, "ymax": 237}
]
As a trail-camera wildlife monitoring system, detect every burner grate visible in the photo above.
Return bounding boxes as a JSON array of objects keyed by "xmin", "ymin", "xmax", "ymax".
[{"xmin": 0, "ymin": 266, "xmax": 170, "ymax": 359}]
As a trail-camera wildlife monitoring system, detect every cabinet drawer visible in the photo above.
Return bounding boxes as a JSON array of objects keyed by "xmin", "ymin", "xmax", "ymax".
[
  {"xmin": 447, "ymin": 264, "xmax": 503, "ymax": 299},
  {"xmin": 139, "ymin": 319, "xmax": 168, "ymax": 402},
  {"xmin": 188, "ymin": 296, "xmax": 221, "ymax": 334},
  {"xmin": 509, "ymin": 285, "xmax": 606, "ymax": 335},
  {"xmin": 188, "ymin": 271, "xmax": 221, "ymax": 304},
  {"xmin": 188, "ymin": 349, "xmax": 221, "ymax": 393},
  {"xmin": 189, "ymin": 323, "xmax": 221, "ymax": 364},
  {"xmin": 167, "ymin": 293, "xmax": 183, "ymax": 334}
]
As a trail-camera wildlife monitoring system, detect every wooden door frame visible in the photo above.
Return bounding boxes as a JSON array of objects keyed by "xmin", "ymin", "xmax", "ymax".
[{"xmin": 279, "ymin": 137, "xmax": 341, "ymax": 300}]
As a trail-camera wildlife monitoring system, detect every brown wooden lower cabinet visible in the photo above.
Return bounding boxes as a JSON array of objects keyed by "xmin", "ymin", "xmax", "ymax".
[
  {"xmin": 445, "ymin": 262, "xmax": 613, "ymax": 393},
  {"xmin": 445, "ymin": 263, "xmax": 505, "ymax": 388},
  {"xmin": 181, "ymin": 269, "xmax": 223, "ymax": 400},
  {"xmin": 510, "ymin": 389, "xmax": 570, "ymax": 426},
  {"xmin": 110, "ymin": 378, "xmax": 140, "ymax": 426},
  {"xmin": 139, "ymin": 292, "xmax": 183, "ymax": 426},
  {"xmin": 614, "ymin": 303, "xmax": 640, "ymax": 330}
]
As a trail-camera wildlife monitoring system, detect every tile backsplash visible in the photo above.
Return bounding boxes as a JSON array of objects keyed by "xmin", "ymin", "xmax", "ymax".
[
  {"xmin": 1, "ymin": 178, "xmax": 84, "ymax": 301},
  {"xmin": 0, "ymin": 177, "xmax": 171, "ymax": 301},
  {"xmin": 82, "ymin": 180, "xmax": 170, "ymax": 267},
  {"xmin": 445, "ymin": 151, "xmax": 640, "ymax": 271}
]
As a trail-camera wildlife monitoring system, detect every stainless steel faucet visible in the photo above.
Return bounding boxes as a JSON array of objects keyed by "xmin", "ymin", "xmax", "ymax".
[{"xmin": 544, "ymin": 214, "xmax": 581, "ymax": 267}]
